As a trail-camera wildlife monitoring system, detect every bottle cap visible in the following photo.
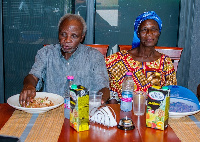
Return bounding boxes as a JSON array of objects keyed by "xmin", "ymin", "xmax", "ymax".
[
  {"xmin": 67, "ymin": 76, "xmax": 74, "ymax": 80},
  {"xmin": 71, "ymin": 84, "xmax": 77, "ymax": 89},
  {"xmin": 126, "ymin": 72, "xmax": 132, "ymax": 76},
  {"xmin": 162, "ymin": 86, "xmax": 169, "ymax": 90}
]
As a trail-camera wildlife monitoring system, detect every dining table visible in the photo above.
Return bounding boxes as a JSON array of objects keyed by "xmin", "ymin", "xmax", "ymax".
[{"xmin": 0, "ymin": 103, "xmax": 199, "ymax": 142}]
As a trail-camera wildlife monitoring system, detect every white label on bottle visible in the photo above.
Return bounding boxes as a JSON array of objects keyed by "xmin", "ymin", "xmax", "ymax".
[{"xmin": 149, "ymin": 91, "xmax": 164, "ymax": 101}]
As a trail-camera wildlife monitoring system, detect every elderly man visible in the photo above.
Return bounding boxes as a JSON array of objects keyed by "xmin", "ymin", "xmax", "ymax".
[{"xmin": 19, "ymin": 14, "xmax": 110, "ymax": 107}]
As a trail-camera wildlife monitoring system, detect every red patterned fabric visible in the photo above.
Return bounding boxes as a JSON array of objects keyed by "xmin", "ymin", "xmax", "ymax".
[{"xmin": 106, "ymin": 50, "xmax": 177, "ymax": 98}]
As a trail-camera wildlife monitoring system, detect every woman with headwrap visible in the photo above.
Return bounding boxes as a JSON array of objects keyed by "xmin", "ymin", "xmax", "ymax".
[{"xmin": 106, "ymin": 11, "xmax": 177, "ymax": 102}]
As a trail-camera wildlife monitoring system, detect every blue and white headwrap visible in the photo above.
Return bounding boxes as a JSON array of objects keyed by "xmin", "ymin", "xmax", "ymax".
[{"xmin": 132, "ymin": 11, "xmax": 162, "ymax": 48}]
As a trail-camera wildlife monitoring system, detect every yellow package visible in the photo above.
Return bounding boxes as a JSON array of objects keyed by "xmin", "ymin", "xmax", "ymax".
[
  {"xmin": 70, "ymin": 85, "xmax": 89, "ymax": 132},
  {"xmin": 146, "ymin": 86, "xmax": 170, "ymax": 130}
]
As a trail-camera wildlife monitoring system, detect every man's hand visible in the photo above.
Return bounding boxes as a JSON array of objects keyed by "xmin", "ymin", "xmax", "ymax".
[
  {"xmin": 19, "ymin": 74, "xmax": 38, "ymax": 107},
  {"xmin": 19, "ymin": 85, "xmax": 36, "ymax": 107},
  {"xmin": 99, "ymin": 87, "xmax": 110, "ymax": 105}
]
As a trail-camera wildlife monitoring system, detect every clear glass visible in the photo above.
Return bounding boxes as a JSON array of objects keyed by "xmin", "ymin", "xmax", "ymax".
[
  {"xmin": 95, "ymin": 0, "xmax": 180, "ymax": 55},
  {"xmin": 75, "ymin": 0, "xmax": 86, "ymax": 20},
  {"xmin": 133, "ymin": 91, "xmax": 147, "ymax": 116},
  {"xmin": 2, "ymin": 0, "xmax": 180, "ymax": 101},
  {"xmin": 89, "ymin": 91, "xmax": 102, "ymax": 116},
  {"xmin": 3, "ymin": 0, "xmax": 70, "ymax": 100}
]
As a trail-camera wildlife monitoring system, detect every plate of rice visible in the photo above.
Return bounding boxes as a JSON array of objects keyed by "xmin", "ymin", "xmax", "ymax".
[
  {"xmin": 7, "ymin": 92, "xmax": 64, "ymax": 113},
  {"xmin": 167, "ymin": 85, "xmax": 200, "ymax": 118}
]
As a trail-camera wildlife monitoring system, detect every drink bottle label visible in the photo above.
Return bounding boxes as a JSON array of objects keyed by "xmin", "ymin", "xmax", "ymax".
[
  {"xmin": 122, "ymin": 91, "xmax": 133, "ymax": 102},
  {"xmin": 64, "ymin": 98, "xmax": 70, "ymax": 109}
]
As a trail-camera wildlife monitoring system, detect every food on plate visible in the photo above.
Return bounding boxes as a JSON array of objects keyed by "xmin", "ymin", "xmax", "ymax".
[
  {"xmin": 170, "ymin": 102, "xmax": 194, "ymax": 112},
  {"xmin": 25, "ymin": 97, "xmax": 54, "ymax": 108}
]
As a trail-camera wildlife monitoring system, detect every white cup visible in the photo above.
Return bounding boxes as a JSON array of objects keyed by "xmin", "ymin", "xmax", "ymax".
[
  {"xmin": 133, "ymin": 91, "xmax": 147, "ymax": 116},
  {"xmin": 89, "ymin": 91, "xmax": 102, "ymax": 116}
]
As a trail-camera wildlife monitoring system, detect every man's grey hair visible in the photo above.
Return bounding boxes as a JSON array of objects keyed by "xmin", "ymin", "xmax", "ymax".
[{"xmin": 58, "ymin": 14, "xmax": 87, "ymax": 35}]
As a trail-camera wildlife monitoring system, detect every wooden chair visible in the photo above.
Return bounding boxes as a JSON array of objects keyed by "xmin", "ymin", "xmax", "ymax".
[
  {"xmin": 86, "ymin": 44, "xmax": 109, "ymax": 58},
  {"xmin": 118, "ymin": 45, "xmax": 183, "ymax": 72}
]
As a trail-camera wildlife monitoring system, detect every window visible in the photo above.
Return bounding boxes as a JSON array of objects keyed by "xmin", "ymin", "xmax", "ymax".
[{"xmin": 1, "ymin": 0, "xmax": 180, "ymax": 102}]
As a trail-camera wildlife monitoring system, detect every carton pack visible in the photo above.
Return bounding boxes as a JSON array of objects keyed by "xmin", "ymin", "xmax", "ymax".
[
  {"xmin": 70, "ymin": 85, "xmax": 89, "ymax": 132},
  {"xmin": 146, "ymin": 86, "xmax": 170, "ymax": 130}
]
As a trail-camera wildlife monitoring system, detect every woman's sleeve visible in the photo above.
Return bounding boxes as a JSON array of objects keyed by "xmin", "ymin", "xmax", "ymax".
[{"xmin": 164, "ymin": 57, "xmax": 177, "ymax": 85}]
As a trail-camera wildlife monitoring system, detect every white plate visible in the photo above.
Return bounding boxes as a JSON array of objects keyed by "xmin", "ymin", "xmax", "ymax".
[
  {"xmin": 7, "ymin": 92, "xmax": 64, "ymax": 113},
  {"xmin": 169, "ymin": 109, "xmax": 200, "ymax": 118},
  {"xmin": 169, "ymin": 98, "xmax": 200, "ymax": 118}
]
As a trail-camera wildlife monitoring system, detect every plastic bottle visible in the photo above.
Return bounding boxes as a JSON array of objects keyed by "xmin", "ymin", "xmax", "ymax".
[
  {"xmin": 64, "ymin": 76, "xmax": 74, "ymax": 119},
  {"xmin": 120, "ymin": 72, "xmax": 134, "ymax": 112}
]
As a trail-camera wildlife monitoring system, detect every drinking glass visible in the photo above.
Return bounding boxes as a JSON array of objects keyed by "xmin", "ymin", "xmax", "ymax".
[
  {"xmin": 133, "ymin": 91, "xmax": 147, "ymax": 116},
  {"xmin": 89, "ymin": 91, "xmax": 102, "ymax": 116}
]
